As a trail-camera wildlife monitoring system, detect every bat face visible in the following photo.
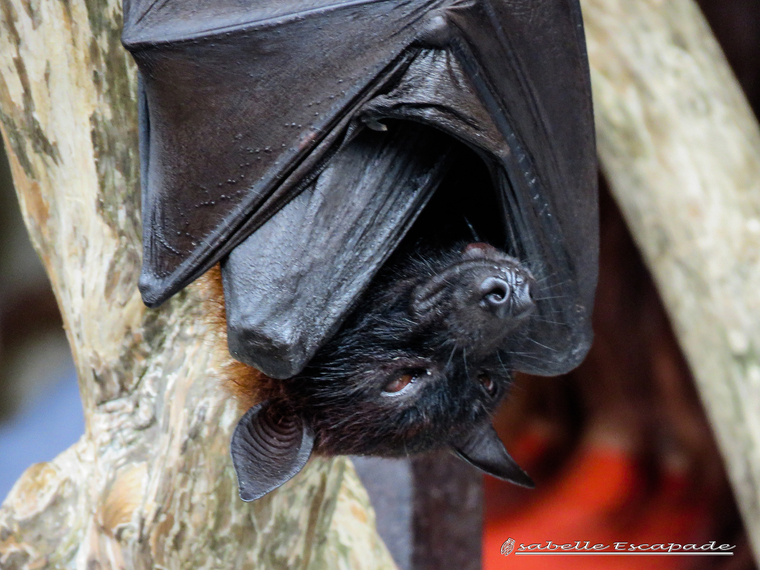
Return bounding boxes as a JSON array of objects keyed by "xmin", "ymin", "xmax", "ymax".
[
  {"xmin": 231, "ymin": 232, "xmax": 538, "ymax": 501},
  {"xmin": 283, "ymin": 241, "xmax": 535, "ymax": 457}
]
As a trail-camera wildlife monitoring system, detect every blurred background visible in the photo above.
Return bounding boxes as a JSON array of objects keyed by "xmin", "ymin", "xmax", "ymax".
[
  {"xmin": 0, "ymin": 143, "xmax": 81, "ymax": 500},
  {"xmin": 0, "ymin": 1, "xmax": 758, "ymax": 569},
  {"xmin": 484, "ymin": 2, "xmax": 760, "ymax": 569}
]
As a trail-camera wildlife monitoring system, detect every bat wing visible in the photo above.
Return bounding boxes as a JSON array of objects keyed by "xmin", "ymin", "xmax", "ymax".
[
  {"xmin": 349, "ymin": 1, "xmax": 598, "ymax": 375},
  {"xmin": 123, "ymin": 0, "xmax": 597, "ymax": 377},
  {"xmin": 123, "ymin": 0, "xmax": 438, "ymax": 306},
  {"xmin": 221, "ymin": 123, "xmax": 452, "ymax": 379},
  {"xmin": 450, "ymin": 0, "xmax": 599, "ymax": 374}
]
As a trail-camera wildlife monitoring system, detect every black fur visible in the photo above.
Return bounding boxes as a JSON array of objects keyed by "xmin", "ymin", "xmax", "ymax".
[{"xmin": 265, "ymin": 240, "xmax": 535, "ymax": 457}]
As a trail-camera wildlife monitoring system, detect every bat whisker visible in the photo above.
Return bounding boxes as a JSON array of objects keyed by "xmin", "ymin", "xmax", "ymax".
[
  {"xmin": 446, "ymin": 345, "xmax": 457, "ymax": 370},
  {"xmin": 535, "ymin": 277, "xmax": 572, "ymax": 288},
  {"xmin": 529, "ymin": 316, "xmax": 562, "ymax": 325},
  {"xmin": 463, "ymin": 216, "xmax": 481, "ymax": 241},
  {"xmin": 501, "ymin": 348, "xmax": 550, "ymax": 362},
  {"xmin": 532, "ymin": 294, "xmax": 569, "ymax": 301},
  {"xmin": 496, "ymin": 352, "xmax": 510, "ymax": 376},
  {"xmin": 524, "ymin": 337, "xmax": 557, "ymax": 352}
]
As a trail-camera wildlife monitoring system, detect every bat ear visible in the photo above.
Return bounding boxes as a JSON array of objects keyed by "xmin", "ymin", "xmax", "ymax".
[
  {"xmin": 452, "ymin": 423, "xmax": 535, "ymax": 488},
  {"xmin": 230, "ymin": 401, "xmax": 314, "ymax": 502}
]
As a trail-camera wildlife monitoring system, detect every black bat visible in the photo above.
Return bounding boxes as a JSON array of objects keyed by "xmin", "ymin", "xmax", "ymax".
[{"xmin": 122, "ymin": 0, "xmax": 598, "ymax": 501}]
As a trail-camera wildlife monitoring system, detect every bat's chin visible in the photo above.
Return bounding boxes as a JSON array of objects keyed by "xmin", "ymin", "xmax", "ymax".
[{"xmin": 410, "ymin": 243, "xmax": 535, "ymax": 354}]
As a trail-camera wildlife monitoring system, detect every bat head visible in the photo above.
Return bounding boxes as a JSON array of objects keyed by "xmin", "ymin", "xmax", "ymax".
[{"xmin": 231, "ymin": 239, "xmax": 535, "ymax": 501}]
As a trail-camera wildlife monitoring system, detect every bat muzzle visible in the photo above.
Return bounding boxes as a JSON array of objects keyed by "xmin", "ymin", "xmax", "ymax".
[
  {"xmin": 479, "ymin": 274, "xmax": 534, "ymax": 320},
  {"xmin": 411, "ymin": 243, "xmax": 535, "ymax": 353}
]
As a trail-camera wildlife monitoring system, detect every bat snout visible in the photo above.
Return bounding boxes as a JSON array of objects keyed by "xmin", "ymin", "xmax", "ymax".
[
  {"xmin": 479, "ymin": 275, "xmax": 534, "ymax": 320},
  {"xmin": 411, "ymin": 247, "xmax": 536, "ymax": 353}
]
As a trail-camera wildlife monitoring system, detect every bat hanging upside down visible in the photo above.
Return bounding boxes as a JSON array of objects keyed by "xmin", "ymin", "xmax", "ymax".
[
  {"xmin": 121, "ymin": 0, "xmax": 599, "ymax": 501},
  {"xmin": 230, "ymin": 238, "xmax": 537, "ymax": 501}
]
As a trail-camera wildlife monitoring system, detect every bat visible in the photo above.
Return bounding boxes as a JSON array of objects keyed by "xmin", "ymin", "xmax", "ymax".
[
  {"xmin": 230, "ymin": 234, "xmax": 540, "ymax": 500},
  {"xmin": 121, "ymin": 0, "xmax": 598, "ymax": 501}
]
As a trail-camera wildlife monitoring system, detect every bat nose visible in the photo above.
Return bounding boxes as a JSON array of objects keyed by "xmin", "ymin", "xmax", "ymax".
[
  {"xmin": 480, "ymin": 277, "xmax": 510, "ymax": 311},
  {"xmin": 479, "ymin": 276, "xmax": 534, "ymax": 320}
]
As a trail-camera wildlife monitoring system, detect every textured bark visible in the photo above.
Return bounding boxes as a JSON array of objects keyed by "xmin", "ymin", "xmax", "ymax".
[
  {"xmin": 0, "ymin": 1, "xmax": 396, "ymax": 568},
  {"xmin": 582, "ymin": 0, "xmax": 760, "ymax": 560}
]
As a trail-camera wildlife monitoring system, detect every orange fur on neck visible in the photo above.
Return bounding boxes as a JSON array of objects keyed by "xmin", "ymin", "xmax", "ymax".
[{"xmin": 197, "ymin": 265, "xmax": 276, "ymax": 411}]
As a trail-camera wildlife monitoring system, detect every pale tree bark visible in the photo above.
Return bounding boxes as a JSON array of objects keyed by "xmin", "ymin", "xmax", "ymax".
[
  {"xmin": 0, "ymin": 1, "xmax": 397, "ymax": 568},
  {"xmin": 582, "ymin": 0, "xmax": 760, "ymax": 560}
]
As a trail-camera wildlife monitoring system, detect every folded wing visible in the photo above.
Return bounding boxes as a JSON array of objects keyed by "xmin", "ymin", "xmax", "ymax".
[{"xmin": 123, "ymin": 0, "xmax": 597, "ymax": 377}]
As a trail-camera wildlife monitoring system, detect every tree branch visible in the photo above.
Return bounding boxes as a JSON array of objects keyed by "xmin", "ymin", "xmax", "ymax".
[
  {"xmin": 0, "ymin": 1, "xmax": 396, "ymax": 568},
  {"xmin": 584, "ymin": 0, "xmax": 760, "ymax": 559}
]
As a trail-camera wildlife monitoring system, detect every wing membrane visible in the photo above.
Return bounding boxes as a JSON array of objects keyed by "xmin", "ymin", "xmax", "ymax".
[
  {"xmin": 445, "ymin": 0, "xmax": 598, "ymax": 373},
  {"xmin": 124, "ymin": 0, "xmax": 439, "ymax": 305},
  {"xmin": 222, "ymin": 123, "xmax": 452, "ymax": 378},
  {"xmin": 123, "ymin": 0, "xmax": 598, "ymax": 376}
]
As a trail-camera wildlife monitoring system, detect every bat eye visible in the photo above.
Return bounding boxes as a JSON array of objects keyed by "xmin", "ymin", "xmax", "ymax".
[
  {"xmin": 478, "ymin": 372, "xmax": 496, "ymax": 396},
  {"xmin": 383, "ymin": 368, "xmax": 428, "ymax": 394}
]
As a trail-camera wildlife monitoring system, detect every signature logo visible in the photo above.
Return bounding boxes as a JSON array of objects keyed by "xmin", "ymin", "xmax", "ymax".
[{"xmin": 499, "ymin": 539, "xmax": 736, "ymax": 557}]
